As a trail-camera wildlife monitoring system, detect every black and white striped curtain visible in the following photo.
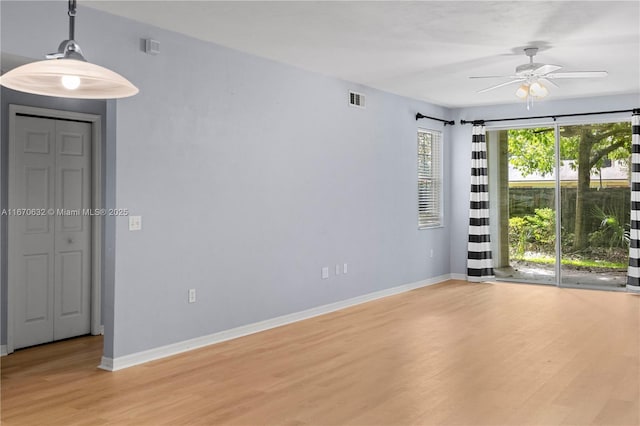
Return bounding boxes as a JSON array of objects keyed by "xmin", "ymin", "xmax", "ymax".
[
  {"xmin": 467, "ymin": 124, "xmax": 495, "ymax": 281},
  {"xmin": 627, "ymin": 111, "xmax": 640, "ymax": 292}
]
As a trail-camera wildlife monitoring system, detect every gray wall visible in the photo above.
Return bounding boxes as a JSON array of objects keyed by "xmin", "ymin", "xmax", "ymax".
[
  {"xmin": 448, "ymin": 94, "xmax": 640, "ymax": 276},
  {"xmin": 2, "ymin": 1, "xmax": 452, "ymax": 358}
]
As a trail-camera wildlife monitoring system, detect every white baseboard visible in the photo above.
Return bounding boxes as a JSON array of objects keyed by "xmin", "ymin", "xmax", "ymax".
[
  {"xmin": 450, "ymin": 273, "xmax": 467, "ymax": 281},
  {"xmin": 91, "ymin": 325, "xmax": 105, "ymax": 337},
  {"xmin": 1, "ymin": 345, "xmax": 7, "ymax": 356},
  {"xmin": 99, "ymin": 274, "xmax": 454, "ymax": 371},
  {"xmin": 99, "ymin": 356, "xmax": 113, "ymax": 370}
]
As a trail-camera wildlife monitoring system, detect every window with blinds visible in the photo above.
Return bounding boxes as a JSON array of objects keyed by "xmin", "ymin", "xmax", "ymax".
[{"xmin": 418, "ymin": 129, "xmax": 442, "ymax": 228}]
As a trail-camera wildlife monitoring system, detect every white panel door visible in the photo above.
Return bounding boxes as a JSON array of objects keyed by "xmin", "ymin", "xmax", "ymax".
[
  {"xmin": 12, "ymin": 116, "xmax": 56, "ymax": 349},
  {"xmin": 11, "ymin": 116, "xmax": 92, "ymax": 349},
  {"xmin": 53, "ymin": 120, "xmax": 92, "ymax": 341}
]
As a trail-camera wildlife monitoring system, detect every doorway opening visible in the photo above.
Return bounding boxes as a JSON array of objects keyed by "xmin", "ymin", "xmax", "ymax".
[
  {"xmin": 488, "ymin": 120, "xmax": 632, "ymax": 289},
  {"xmin": 6, "ymin": 105, "xmax": 103, "ymax": 353}
]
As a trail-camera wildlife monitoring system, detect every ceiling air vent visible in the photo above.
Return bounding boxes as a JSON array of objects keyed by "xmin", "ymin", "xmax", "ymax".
[{"xmin": 349, "ymin": 91, "xmax": 365, "ymax": 108}]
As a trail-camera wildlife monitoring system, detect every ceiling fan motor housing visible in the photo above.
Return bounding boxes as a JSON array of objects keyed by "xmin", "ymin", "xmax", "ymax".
[
  {"xmin": 517, "ymin": 47, "xmax": 542, "ymax": 75},
  {"xmin": 516, "ymin": 62, "xmax": 544, "ymax": 75}
]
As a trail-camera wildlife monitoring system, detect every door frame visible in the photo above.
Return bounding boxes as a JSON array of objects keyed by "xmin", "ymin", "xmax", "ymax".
[
  {"xmin": 7, "ymin": 104, "xmax": 103, "ymax": 353},
  {"xmin": 488, "ymin": 115, "xmax": 632, "ymax": 290}
]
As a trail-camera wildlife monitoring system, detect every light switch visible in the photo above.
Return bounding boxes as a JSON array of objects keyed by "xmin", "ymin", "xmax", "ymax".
[{"xmin": 129, "ymin": 215, "xmax": 142, "ymax": 231}]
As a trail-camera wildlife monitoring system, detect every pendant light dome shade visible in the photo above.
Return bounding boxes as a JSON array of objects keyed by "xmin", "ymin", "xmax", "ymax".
[
  {"xmin": 0, "ymin": 58, "xmax": 138, "ymax": 99},
  {"xmin": 0, "ymin": 0, "xmax": 137, "ymax": 99}
]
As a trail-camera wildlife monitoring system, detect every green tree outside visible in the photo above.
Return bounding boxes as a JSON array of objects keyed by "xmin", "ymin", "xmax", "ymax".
[{"xmin": 508, "ymin": 122, "xmax": 631, "ymax": 251}]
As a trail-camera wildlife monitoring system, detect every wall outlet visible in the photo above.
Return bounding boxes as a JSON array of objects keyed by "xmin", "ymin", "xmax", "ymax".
[
  {"xmin": 188, "ymin": 288, "xmax": 196, "ymax": 303},
  {"xmin": 129, "ymin": 215, "xmax": 142, "ymax": 231},
  {"xmin": 430, "ymin": 249, "xmax": 434, "ymax": 258},
  {"xmin": 343, "ymin": 263, "xmax": 348, "ymax": 274},
  {"xmin": 335, "ymin": 264, "xmax": 340, "ymax": 275},
  {"xmin": 321, "ymin": 267, "xmax": 329, "ymax": 279}
]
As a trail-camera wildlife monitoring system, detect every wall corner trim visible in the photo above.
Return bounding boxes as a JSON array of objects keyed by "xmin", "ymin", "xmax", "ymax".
[
  {"xmin": 98, "ymin": 356, "xmax": 114, "ymax": 371},
  {"xmin": 0, "ymin": 345, "xmax": 8, "ymax": 356},
  {"xmin": 99, "ymin": 274, "xmax": 454, "ymax": 371}
]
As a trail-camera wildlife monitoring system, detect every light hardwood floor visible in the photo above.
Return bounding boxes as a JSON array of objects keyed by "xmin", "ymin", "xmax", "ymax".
[{"xmin": 1, "ymin": 280, "xmax": 639, "ymax": 425}]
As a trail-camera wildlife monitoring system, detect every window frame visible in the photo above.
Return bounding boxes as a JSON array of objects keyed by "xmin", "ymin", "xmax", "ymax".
[{"xmin": 417, "ymin": 128, "xmax": 443, "ymax": 229}]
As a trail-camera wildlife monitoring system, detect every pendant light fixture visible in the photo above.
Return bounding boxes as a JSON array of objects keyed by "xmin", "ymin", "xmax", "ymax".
[{"xmin": 0, "ymin": 0, "xmax": 138, "ymax": 99}]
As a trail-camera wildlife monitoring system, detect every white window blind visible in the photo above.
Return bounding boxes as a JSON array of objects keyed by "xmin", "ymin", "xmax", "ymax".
[{"xmin": 418, "ymin": 129, "xmax": 442, "ymax": 228}]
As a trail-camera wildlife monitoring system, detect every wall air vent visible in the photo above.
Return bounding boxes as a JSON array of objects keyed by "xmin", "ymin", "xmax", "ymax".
[
  {"xmin": 349, "ymin": 91, "xmax": 365, "ymax": 108},
  {"xmin": 144, "ymin": 39, "xmax": 161, "ymax": 55}
]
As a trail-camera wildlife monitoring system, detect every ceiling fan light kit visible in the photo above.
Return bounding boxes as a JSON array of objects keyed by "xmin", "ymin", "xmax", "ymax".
[
  {"xmin": 530, "ymin": 81, "xmax": 548, "ymax": 97},
  {"xmin": 0, "ymin": 0, "xmax": 138, "ymax": 99},
  {"xmin": 515, "ymin": 84, "xmax": 529, "ymax": 99},
  {"xmin": 470, "ymin": 46, "xmax": 607, "ymax": 109}
]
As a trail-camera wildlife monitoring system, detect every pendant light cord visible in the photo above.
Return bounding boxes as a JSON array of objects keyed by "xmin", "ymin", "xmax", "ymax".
[{"xmin": 68, "ymin": 0, "xmax": 77, "ymax": 41}]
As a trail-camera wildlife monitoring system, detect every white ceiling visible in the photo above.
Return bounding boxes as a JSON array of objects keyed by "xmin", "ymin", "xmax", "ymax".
[{"xmin": 86, "ymin": 1, "xmax": 640, "ymax": 107}]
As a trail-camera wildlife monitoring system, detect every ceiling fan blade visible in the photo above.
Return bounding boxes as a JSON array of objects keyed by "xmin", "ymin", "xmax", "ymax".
[
  {"xmin": 469, "ymin": 75, "xmax": 519, "ymax": 79},
  {"xmin": 547, "ymin": 71, "xmax": 608, "ymax": 79},
  {"xmin": 477, "ymin": 79, "xmax": 525, "ymax": 93},
  {"xmin": 538, "ymin": 77, "xmax": 559, "ymax": 88},
  {"xmin": 533, "ymin": 64, "xmax": 562, "ymax": 75}
]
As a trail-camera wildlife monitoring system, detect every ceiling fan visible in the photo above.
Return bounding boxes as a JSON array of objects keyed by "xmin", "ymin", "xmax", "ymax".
[{"xmin": 470, "ymin": 47, "xmax": 608, "ymax": 108}]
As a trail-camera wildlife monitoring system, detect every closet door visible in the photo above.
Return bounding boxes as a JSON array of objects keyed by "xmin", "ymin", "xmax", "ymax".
[{"xmin": 11, "ymin": 115, "xmax": 92, "ymax": 349}]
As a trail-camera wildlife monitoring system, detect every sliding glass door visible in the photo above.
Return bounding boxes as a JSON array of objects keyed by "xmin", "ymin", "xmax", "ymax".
[
  {"xmin": 488, "ymin": 126, "xmax": 557, "ymax": 285},
  {"xmin": 559, "ymin": 123, "xmax": 630, "ymax": 288},
  {"xmin": 489, "ymin": 120, "xmax": 631, "ymax": 289}
]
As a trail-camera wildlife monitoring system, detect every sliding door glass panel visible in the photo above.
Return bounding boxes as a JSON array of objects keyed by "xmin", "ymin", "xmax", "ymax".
[
  {"xmin": 559, "ymin": 122, "xmax": 631, "ymax": 289},
  {"xmin": 489, "ymin": 128, "xmax": 557, "ymax": 285}
]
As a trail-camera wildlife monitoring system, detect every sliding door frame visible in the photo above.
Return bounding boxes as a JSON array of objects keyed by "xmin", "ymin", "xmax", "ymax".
[{"xmin": 488, "ymin": 114, "xmax": 631, "ymax": 289}]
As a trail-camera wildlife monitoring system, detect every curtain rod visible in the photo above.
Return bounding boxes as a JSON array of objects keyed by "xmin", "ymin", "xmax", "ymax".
[
  {"xmin": 460, "ymin": 108, "xmax": 640, "ymax": 126},
  {"xmin": 415, "ymin": 113, "xmax": 455, "ymax": 126}
]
